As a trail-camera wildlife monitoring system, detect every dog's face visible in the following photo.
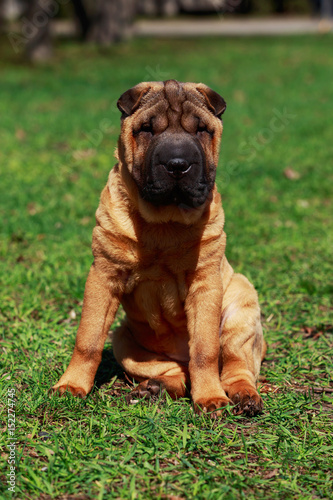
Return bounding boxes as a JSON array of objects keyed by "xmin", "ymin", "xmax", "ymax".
[{"xmin": 117, "ymin": 80, "xmax": 226, "ymax": 209}]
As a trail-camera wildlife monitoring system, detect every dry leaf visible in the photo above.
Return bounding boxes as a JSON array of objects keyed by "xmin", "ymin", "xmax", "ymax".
[
  {"xmin": 72, "ymin": 149, "xmax": 96, "ymax": 161},
  {"xmin": 297, "ymin": 199, "xmax": 309, "ymax": 208},
  {"xmin": 264, "ymin": 468, "xmax": 279, "ymax": 479},
  {"xmin": 15, "ymin": 129, "xmax": 26, "ymax": 141},
  {"xmin": 259, "ymin": 384, "xmax": 280, "ymax": 394},
  {"xmin": 68, "ymin": 309, "xmax": 76, "ymax": 320},
  {"xmin": 80, "ymin": 216, "xmax": 91, "ymax": 226},
  {"xmin": 27, "ymin": 202, "xmax": 41, "ymax": 215},
  {"xmin": 283, "ymin": 167, "xmax": 300, "ymax": 180}
]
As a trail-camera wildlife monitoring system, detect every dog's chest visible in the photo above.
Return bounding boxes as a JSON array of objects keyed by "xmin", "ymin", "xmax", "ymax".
[
  {"xmin": 118, "ymin": 224, "xmax": 199, "ymax": 341},
  {"xmin": 122, "ymin": 268, "xmax": 190, "ymax": 362},
  {"xmin": 122, "ymin": 260, "xmax": 188, "ymax": 330}
]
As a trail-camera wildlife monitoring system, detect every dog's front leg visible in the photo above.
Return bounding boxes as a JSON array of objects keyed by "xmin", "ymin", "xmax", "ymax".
[
  {"xmin": 186, "ymin": 272, "xmax": 230, "ymax": 417},
  {"xmin": 52, "ymin": 263, "xmax": 120, "ymax": 397}
]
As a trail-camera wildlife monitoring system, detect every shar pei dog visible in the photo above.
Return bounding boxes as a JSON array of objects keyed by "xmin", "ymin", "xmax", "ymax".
[{"xmin": 52, "ymin": 80, "xmax": 266, "ymax": 417}]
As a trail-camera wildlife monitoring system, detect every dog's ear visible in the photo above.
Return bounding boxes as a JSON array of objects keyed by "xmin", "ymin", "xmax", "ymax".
[
  {"xmin": 117, "ymin": 83, "xmax": 151, "ymax": 118},
  {"xmin": 196, "ymin": 84, "xmax": 227, "ymax": 118}
]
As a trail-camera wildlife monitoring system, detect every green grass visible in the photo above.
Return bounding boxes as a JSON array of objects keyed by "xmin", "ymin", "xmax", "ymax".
[{"xmin": 0, "ymin": 34, "xmax": 332, "ymax": 499}]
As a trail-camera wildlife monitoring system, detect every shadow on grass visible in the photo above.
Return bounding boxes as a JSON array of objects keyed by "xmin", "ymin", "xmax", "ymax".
[{"xmin": 95, "ymin": 348, "xmax": 127, "ymax": 389}]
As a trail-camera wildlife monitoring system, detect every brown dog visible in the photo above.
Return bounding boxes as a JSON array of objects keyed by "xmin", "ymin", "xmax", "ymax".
[{"xmin": 52, "ymin": 80, "xmax": 266, "ymax": 417}]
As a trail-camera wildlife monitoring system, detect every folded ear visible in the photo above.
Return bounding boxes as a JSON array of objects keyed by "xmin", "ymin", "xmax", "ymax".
[
  {"xmin": 117, "ymin": 83, "xmax": 151, "ymax": 117},
  {"xmin": 196, "ymin": 84, "xmax": 227, "ymax": 118}
]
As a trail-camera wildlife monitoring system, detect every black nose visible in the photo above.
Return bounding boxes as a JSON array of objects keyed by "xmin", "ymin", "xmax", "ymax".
[{"xmin": 165, "ymin": 158, "xmax": 192, "ymax": 178}]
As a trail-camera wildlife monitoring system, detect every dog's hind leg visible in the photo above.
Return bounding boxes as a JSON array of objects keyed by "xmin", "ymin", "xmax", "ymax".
[
  {"xmin": 125, "ymin": 372, "xmax": 188, "ymax": 402},
  {"xmin": 220, "ymin": 273, "xmax": 265, "ymax": 416},
  {"xmin": 112, "ymin": 324, "xmax": 189, "ymax": 401}
]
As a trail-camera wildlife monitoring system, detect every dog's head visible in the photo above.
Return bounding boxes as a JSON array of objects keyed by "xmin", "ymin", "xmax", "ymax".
[{"xmin": 117, "ymin": 80, "xmax": 226, "ymax": 220}]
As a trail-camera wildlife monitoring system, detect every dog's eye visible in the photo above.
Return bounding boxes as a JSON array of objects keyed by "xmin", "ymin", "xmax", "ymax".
[
  {"xmin": 197, "ymin": 124, "xmax": 211, "ymax": 135},
  {"xmin": 139, "ymin": 123, "xmax": 153, "ymax": 134}
]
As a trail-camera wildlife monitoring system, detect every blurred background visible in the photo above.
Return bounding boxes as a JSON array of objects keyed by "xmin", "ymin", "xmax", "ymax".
[
  {"xmin": 0, "ymin": 0, "xmax": 332, "ymax": 288},
  {"xmin": 0, "ymin": 0, "xmax": 332, "ymax": 61},
  {"xmin": 0, "ymin": 0, "xmax": 332, "ymax": 300}
]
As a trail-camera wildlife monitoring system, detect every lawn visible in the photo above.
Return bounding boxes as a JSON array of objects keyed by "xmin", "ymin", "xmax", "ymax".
[{"xmin": 0, "ymin": 33, "xmax": 332, "ymax": 500}]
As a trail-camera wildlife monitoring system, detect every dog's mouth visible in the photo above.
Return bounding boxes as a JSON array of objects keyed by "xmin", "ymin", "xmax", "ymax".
[{"xmin": 140, "ymin": 181, "xmax": 210, "ymax": 208}]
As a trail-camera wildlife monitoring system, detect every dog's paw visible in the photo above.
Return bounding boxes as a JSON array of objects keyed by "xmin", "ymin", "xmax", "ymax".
[
  {"xmin": 126, "ymin": 379, "xmax": 165, "ymax": 404},
  {"xmin": 193, "ymin": 397, "xmax": 230, "ymax": 419},
  {"xmin": 231, "ymin": 392, "xmax": 263, "ymax": 417},
  {"xmin": 50, "ymin": 383, "xmax": 88, "ymax": 398}
]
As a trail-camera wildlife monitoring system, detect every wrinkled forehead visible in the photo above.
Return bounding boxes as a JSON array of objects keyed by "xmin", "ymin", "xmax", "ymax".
[
  {"xmin": 126, "ymin": 80, "xmax": 215, "ymax": 132},
  {"xmin": 135, "ymin": 81, "xmax": 209, "ymax": 120}
]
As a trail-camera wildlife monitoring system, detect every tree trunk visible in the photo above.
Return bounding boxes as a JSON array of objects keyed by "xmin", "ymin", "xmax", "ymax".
[
  {"xmin": 321, "ymin": 0, "xmax": 333, "ymax": 17},
  {"xmin": 88, "ymin": 0, "xmax": 135, "ymax": 45},
  {"xmin": 274, "ymin": 0, "xmax": 285, "ymax": 13},
  {"xmin": 71, "ymin": 0, "xmax": 91, "ymax": 39},
  {"xmin": 25, "ymin": 0, "xmax": 53, "ymax": 62}
]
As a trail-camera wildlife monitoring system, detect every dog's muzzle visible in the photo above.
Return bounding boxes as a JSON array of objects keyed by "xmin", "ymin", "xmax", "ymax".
[{"xmin": 140, "ymin": 132, "xmax": 210, "ymax": 208}]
